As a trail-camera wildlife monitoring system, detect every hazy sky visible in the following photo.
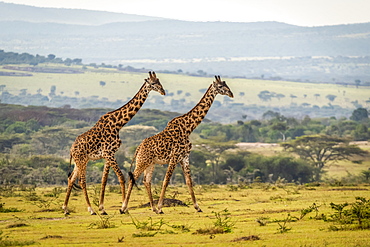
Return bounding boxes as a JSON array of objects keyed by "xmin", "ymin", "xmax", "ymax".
[{"xmin": 2, "ymin": 0, "xmax": 370, "ymax": 26}]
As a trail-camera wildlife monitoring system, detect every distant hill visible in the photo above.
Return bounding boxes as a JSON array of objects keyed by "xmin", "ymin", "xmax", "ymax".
[
  {"xmin": 0, "ymin": 2, "xmax": 166, "ymax": 25},
  {"xmin": 1, "ymin": 2, "xmax": 370, "ymax": 82}
]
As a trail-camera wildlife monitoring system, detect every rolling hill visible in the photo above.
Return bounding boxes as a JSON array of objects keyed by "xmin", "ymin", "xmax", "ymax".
[
  {"xmin": 1, "ymin": 64, "xmax": 369, "ymax": 123},
  {"xmin": 1, "ymin": 2, "xmax": 370, "ymax": 82},
  {"xmin": 0, "ymin": 2, "xmax": 166, "ymax": 25}
]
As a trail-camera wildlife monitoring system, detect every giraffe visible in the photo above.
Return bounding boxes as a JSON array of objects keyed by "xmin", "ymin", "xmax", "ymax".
[
  {"xmin": 121, "ymin": 75, "xmax": 233, "ymax": 214},
  {"xmin": 62, "ymin": 71, "xmax": 166, "ymax": 215}
]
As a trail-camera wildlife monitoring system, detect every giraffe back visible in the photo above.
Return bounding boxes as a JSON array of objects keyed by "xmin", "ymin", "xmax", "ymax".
[
  {"xmin": 71, "ymin": 118, "xmax": 121, "ymax": 161},
  {"xmin": 135, "ymin": 119, "xmax": 191, "ymax": 165}
]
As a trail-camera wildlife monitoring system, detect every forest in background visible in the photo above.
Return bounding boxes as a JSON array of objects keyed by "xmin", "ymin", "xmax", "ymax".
[{"xmin": 0, "ymin": 103, "xmax": 369, "ymax": 187}]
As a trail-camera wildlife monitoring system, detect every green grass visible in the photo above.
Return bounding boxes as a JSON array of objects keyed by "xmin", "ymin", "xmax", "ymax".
[
  {"xmin": 1, "ymin": 64, "xmax": 370, "ymax": 110},
  {"xmin": 1, "ymin": 182, "xmax": 370, "ymax": 246}
]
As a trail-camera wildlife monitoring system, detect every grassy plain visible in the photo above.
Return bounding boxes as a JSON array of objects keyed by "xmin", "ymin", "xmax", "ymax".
[
  {"xmin": 1, "ymin": 64, "xmax": 370, "ymax": 109},
  {"xmin": 1, "ymin": 65, "xmax": 370, "ymax": 246},
  {"xmin": 1, "ymin": 140, "xmax": 370, "ymax": 247},
  {"xmin": 1, "ymin": 183, "xmax": 369, "ymax": 247}
]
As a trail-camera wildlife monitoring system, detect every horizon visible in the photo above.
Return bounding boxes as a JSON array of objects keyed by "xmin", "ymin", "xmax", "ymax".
[{"xmin": 1, "ymin": 0, "xmax": 370, "ymax": 27}]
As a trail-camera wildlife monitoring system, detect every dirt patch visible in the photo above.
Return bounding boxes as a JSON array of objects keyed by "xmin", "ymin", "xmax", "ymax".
[
  {"xmin": 6, "ymin": 223, "xmax": 29, "ymax": 228},
  {"xmin": 42, "ymin": 217, "xmax": 66, "ymax": 221},
  {"xmin": 31, "ymin": 217, "xmax": 66, "ymax": 221},
  {"xmin": 350, "ymin": 141, "xmax": 369, "ymax": 146},
  {"xmin": 139, "ymin": 198, "xmax": 188, "ymax": 208},
  {"xmin": 330, "ymin": 188, "xmax": 368, "ymax": 191},
  {"xmin": 193, "ymin": 227, "xmax": 224, "ymax": 235},
  {"xmin": 0, "ymin": 71, "xmax": 32, "ymax": 76},
  {"xmin": 37, "ymin": 209, "xmax": 60, "ymax": 213},
  {"xmin": 236, "ymin": 142, "xmax": 278, "ymax": 149},
  {"xmin": 41, "ymin": 235, "xmax": 63, "ymax": 240},
  {"xmin": 257, "ymin": 208, "xmax": 299, "ymax": 214},
  {"xmin": 232, "ymin": 235, "xmax": 260, "ymax": 242}
]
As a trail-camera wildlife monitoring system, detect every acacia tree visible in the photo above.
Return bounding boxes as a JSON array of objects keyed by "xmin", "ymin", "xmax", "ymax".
[
  {"xmin": 281, "ymin": 135, "xmax": 368, "ymax": 181},
  {"xmin": 350, "ymin": 108, "xmax": 369, "ymax": 122},
  {"xmin": 271, "ymin": 122, "xmax": 288, "ymax": 141}
]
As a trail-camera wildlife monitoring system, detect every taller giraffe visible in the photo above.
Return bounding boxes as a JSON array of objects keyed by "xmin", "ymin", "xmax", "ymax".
[
  {"xmin": 121, "ymin": 76, "xmax": 233, "ymax": 214},
  {"xmin": 63, "ymin": 71, "xmax": 165, "ymax": 215}
]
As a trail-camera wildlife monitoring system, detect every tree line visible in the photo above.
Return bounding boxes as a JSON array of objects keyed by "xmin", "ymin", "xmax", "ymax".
[
  {"xmin": 196, "ymin": 108, "xmax": 370, "ymax": 143},
  {"xmin": 0, "ymin": 104, "xmax": 369, "ymax": 186},
  {"xmin": 0, "ymin": 50, "xmax": 82, "ymax": 66},
  {"xmin": 1, "ymin": 83, "xmax": 361, "ymax": 124}
]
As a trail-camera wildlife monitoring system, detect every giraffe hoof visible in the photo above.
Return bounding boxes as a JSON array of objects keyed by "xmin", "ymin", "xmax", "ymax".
[
  {"xmin": 197, "ymin": 209, "xmax": 203, "ymax": 213},
  {"xmin": 158, "ymin": 211, "xmax": 164, "ymax": 214},
  {"xmin": 91, "ymin": 212, "xmax": 97, "ymax": 215},
  {"xmin": 101, "ymin": 211, "xmax": 108, "ymax": 215},
  {"xmin": 119, "ymin": 209, "xmax": 126, "ymax": 214}
]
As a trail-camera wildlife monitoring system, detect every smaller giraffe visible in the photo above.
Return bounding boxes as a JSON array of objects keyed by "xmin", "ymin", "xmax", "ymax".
[
  {"xmin": 121, "ymin": 76, "xmax": 233, "ymax": 214},
  {"xmin": 63, "ymin": 72, "xmax": 165, "ymax": 215}
]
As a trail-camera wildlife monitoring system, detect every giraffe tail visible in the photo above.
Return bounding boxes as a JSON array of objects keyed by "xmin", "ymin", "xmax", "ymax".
[
  {"xmin": 72, "ymin": 183, "xmax": 82, "ymax": 190},
  {"xmin": 128, "ymin": 171, "xmax": 138, "ymax": 189},
  {"xmin": 129, "ymin": 147, "xmax": 139, "ymax": 171},
  {"xmin": 68, "ymin": 154, "xmax": 73, "ymax": 178},
  {"xmin": 128, "ymin": 148, "xmax": 140, "ymax": 189}
]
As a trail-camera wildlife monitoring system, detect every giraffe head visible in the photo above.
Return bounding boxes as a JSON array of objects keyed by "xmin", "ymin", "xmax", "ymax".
[
  {"xmin": 212, "ymin": 75, "xmax": 234, "ymax": 98},
  {"xmin": 145, "ymin": 71, "xmax": 166, "ymax": 95}
]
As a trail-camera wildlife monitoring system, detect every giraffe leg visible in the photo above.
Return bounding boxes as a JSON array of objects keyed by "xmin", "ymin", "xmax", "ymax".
[
  {"xmin": 120, "ymin": 171, "xmax": 135, "ymax": 214},
  {"xmin": 120, "ymin": 167, "xmax": 144, "ymax": 214},
  {"xmin": 120, "ymin": 182, "xmax": 132, "ymax": 214},
  {"xmin": 110, "ymin": 161, "xmax": 126, "ymax": 213},
  {"xmin": 98, "ymin": 163, "xmax": 110, "ymax": 215},
  {"xmin": 180, "ymin": 157, "xmax": 202, "ymax": 212},
  {"xmin": 143, "ymin": 164, "xmax": 157, "ymax": 213},
  {"xmin": 99, "ymin": 154, "xmax": 126, "ymax": 215},
  {"xmin": 157, "ymin": 161, "xmax": 177, "ymax": 214},
  {"xmin": 79, "ymin": 169, "xmax": 96, "ymax": 215},
  {"xmin": 62, "ymin": 167, "xmax": 79, "ymax": 215}
]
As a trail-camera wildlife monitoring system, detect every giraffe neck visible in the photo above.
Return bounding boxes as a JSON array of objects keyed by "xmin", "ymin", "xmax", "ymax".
[
  {"xmin": 170, "ymin": 85, "xmax": 216, "ymax": 135},
  {"xmin": 100, "ymin": 84, "xmax": 150, "ymax": 130}
]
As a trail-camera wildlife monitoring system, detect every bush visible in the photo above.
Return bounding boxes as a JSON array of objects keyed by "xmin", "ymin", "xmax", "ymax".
[
  {"xmin": 228, "ymin": 153, "xmax": 315, "ymax": 184},
  {"xmin": 194, "ymin": 209, "xmax": 235, "ymax": 235},
  {"xmin": 324, "ymin": 197, "xmax": 370, "ymax": 230}
]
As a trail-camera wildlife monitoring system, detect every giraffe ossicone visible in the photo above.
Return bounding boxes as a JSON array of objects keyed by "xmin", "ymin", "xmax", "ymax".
[
  {"xmin": 121, "ymin": 75, "xmax": 233, "ymax": 214},
  {"xmin": 62, "ymin": 71, "xmax": 165, "ymax": 215}
]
